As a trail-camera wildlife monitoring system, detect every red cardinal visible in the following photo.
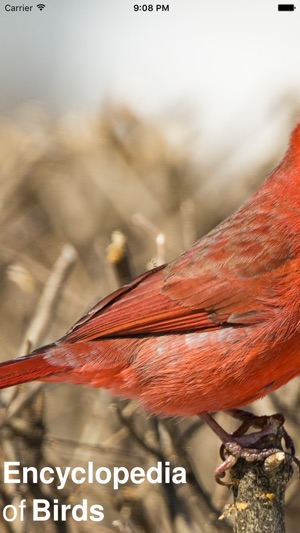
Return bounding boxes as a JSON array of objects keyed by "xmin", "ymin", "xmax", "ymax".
[{"xmin": 1, "ymin": 124, "xmax": 300, "ymax": 464}]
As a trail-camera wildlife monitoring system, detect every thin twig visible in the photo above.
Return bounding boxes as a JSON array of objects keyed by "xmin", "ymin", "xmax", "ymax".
[
  {"xmin": 106, "ymin": 230, "xmax": 134, "ymax": 285},
  {"xmin": 114, "ymin": 404, "xmax": 165, "ymax": 461},
  {"xmin": 18, "ymin": 243, "xmax": 78, "ymax": 356},
  {"xmin": 1, "ymin": 243, "xmax": 78, "ymax": 418}
]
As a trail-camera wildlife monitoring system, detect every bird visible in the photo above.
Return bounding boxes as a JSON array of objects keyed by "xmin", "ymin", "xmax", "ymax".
[{"xmin": 1, "ymin": 123, "xmax": 300, "ymax": 472}]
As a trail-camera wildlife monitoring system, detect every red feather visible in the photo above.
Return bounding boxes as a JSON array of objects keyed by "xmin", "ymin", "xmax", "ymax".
[{"xmin": 1, "ymin": 124, "xmax": 300, "ymax": 416}]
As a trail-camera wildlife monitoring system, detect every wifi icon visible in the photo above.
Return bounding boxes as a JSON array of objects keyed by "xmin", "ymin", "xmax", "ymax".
[{"xmin": 37, "ymin": 4, "xmax": 46, "ymax": 10}]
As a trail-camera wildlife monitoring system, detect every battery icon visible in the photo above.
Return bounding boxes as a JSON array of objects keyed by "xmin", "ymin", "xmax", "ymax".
[{"xmin": 278, "ymin": 4, "xmax": 296, "ymax": 10}]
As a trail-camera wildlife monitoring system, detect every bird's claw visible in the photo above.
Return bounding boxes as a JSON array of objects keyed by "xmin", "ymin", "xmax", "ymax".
[{"xmin": 214, "ymin": 412, "xmax": 300, "ymax": 485}]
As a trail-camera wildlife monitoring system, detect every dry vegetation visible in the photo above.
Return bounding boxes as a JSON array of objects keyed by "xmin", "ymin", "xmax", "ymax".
[{"xmin": 0, "ymin": 104, "xmax": 299, "ymax": 532}]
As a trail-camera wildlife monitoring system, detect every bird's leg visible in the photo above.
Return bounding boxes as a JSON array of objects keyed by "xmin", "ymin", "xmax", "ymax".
[
  {"xmin": 227, "ymin": 409, "xmax": 284, "ymax": 436},
  {"xmin": 227, "ymin": 409, "xmax": 295, "ymax": 455},
  {"xmin": 200, "ymin": 411, "xmax": 298, "ymax": 484}
]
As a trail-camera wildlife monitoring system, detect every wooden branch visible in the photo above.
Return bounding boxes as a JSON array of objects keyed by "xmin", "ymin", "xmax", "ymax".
[{"xmin": 229, "ymin": 431, "xmax": 293, "ymax": 533}]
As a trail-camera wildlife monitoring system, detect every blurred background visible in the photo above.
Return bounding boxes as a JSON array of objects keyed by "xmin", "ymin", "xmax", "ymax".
[{"xmin": 0, "ymin": 1, "xmax": 300, "ymax": 532}]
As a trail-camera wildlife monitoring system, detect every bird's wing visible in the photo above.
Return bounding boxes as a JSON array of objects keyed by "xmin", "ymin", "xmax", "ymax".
[
  {"xmin": 62, "ymin": 258, "xmax": 273, "ymax": 344},
  {"xmin": 62, "ymin": 202, "xmax": 294, "ymax": 344}
]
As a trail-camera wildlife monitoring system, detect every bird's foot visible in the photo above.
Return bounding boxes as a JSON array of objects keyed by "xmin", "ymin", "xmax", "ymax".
[{"xmin": 200, "ymin": 410, "xmax": 300, "ymax": 485}]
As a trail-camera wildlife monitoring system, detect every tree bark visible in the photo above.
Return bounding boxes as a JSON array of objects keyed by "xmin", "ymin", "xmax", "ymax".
[{"xmin": 230, "ymin": 435, "xmax": 293, "ymax": 533}]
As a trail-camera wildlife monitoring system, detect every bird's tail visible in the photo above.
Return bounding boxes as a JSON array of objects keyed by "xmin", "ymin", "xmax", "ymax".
[
  {"xmin": 0, "ymin": 345, "xmax": 66, "ymax": 389},
  {"xmin": 0, "ymin": 339, "xmax": 136, "ymax": 392}
]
